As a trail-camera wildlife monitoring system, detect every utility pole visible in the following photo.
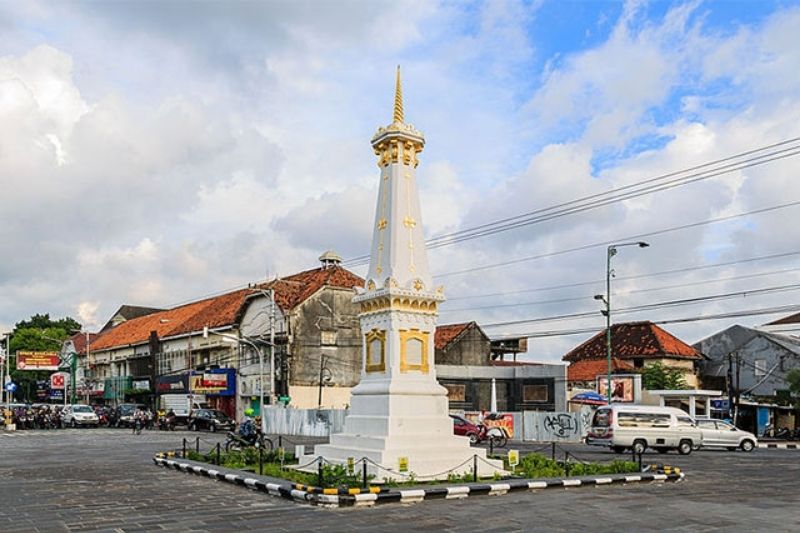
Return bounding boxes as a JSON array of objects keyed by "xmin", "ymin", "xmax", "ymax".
[
  {"xmin": 735, "ymin": 351, "xmax": 741, "ymax": 427},
  {"xmin": 727, "ymin": 352, "xmax": 735, "ymax": 422},
  {"xmin": 269, "ymin": 288, "xmax": 276, "ymax": 406},
  {"xmin": 318, "ymin": 355, "xmax": 328, "ymax": 410}
]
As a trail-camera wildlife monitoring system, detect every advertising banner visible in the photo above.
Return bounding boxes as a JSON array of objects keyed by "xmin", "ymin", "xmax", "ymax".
[
  {"xmin": 50, "ymin": 372, "xmax": 68, "ymax": 390},
  {"xmin": 597, "ymin": 376, "xmax": 635, "ymax": 403},
  {"xmin": 190, "ymin": 368, "xmax": 236, "ymax": 396},
  {"xmin": 155, "ymin": 374, "xmax": 188, "ymax": 394},
  {"xmin": 465, "ymin": 412, "xmax": 515, "ymax": 438},
  {"xmin": 17, "ymin": 351, "xmax": 60, "ymax": 371}
]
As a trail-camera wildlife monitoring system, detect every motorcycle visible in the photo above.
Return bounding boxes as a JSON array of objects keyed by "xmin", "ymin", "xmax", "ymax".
[
  {"xmin": 158, "ymin": 415, "xmax": 177, "ymax": 431},
  {"xmin": 224, "ymin": 429, "xmax": 273, "ymax": 452},
  {"xmin": 470, "ymin": 424, "xmax": 508, "ymax": 448}
]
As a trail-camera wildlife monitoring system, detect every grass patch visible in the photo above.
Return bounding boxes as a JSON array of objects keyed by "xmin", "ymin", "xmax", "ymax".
[{"xmin": 179, "ymin": 449, "xmax": 639, "ymax": 489}]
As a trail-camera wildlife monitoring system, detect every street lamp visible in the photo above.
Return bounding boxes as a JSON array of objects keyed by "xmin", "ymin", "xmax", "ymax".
[{"xmin": 595, "ymin": 241, "xmax": 649, "ymax": 404}]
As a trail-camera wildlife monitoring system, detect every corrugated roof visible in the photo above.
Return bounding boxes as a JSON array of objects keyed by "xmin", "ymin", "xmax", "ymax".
[
  {"xmin": 563, "ymin": 321, "xmax": 701, "ymax": 362},
  {"xmin": 567, "ymin": 358, "xmax": 634, "ymax": 382}
]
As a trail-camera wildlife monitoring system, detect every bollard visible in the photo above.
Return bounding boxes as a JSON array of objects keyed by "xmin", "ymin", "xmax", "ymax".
[
  {"xmin": 489, "ymin": 436, "xmax": 494, "ymax": 456},
  {"xmin": 195, "ymin": 437, "xmax": 200, "ymax": 453},
  {"xmin": 216, "ymin": 442, "xmax": 221, "ymax": 466},
  {"xmin": 182, "ymin": 438, "xmax": 186, "ymax": 458},
  {"xmin": 473, "ymin": 454, "xmax": 478, "ymax": 482},
  {"xmin": 259, "ymin": 446, "xmax": 264, "ymax": 474},
  {"xmin": 317, "ymin": 457, "xmax": 324, "ymax": 487},
  {"xmin": 564, "ymin": 451, "xmax": 570, "ymax": 476},
  {"xmin": 551, "ymin": 442, "xmax": 556, "ymax": 461},
  {"xmin": 278, "ymin": 435, "xmax": 282, "ymax": 449},
  {"xmin": 637, "ymin": 451, "xmax": 643, "ymax": 471},
  {"xmin": 362, "ymin": 458, "xmax": 368, "ymax": 488}
]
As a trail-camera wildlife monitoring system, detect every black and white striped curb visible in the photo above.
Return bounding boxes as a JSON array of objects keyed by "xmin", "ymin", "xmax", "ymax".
[
  {"xmin": 759, "ymin": 443, "xmax": 800, "ymax": 450},
  {"xmin": 154, "ymin": 456, "xmax": 684, "ymax": 508}
]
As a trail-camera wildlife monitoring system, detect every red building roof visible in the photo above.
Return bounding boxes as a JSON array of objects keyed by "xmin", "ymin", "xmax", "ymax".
[
  {"xmin": 435, "ymin": 322, "xmax": 473, "ymax": 351},
  {"xmin": 259, "ymin": 266, "xmax": 364, "ymax": 311},
  {"xmin": 69, "ymin": 332, "xmax": 100, "ymax": 355},
  {"xmin": 563, "ymin": 321, "xmax": 701, "ymax": 362},
  {"xmin": 567, "ymin": 358, "xmax": 634, "ymax": 382},
  {"xmin": 765, "ymin": 311, "xmax": 800, "ymax": 325},
  {"xmin": 90, "ymin": 265, "xmax": 365, "ymax": 353}
]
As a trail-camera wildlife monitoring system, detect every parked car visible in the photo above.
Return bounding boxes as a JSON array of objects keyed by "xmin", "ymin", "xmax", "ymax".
[
  {"xmin": 61, "ymin": 404, "xmax": 99, "ymax": 428},
  {"xmin": 114, "ymin": 403, "xmax": 146, "ymax": 428},
  {"xmin": 187, "ymin": 409, "xmax": 235, "ymax": 432},
  {"xmin": 450, "ymin": 414, "xmax": 481, "ymax": 444},
  {"xmin": 696, "ymin": 418, "xmax": 757, "ymax": 452},
  {"xmin": 586, "ymin": 404, "xmax": 702, "ymax": 455}
]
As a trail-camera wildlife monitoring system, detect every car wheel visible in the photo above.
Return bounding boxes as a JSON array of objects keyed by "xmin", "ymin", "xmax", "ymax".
[
  {"xmin": 632, "ymin": 439, "xmax": 647, "ymax": 455},
  {"xmin": 740, "ymin": 440, "xmax": 755, "ymax": 452},
  {"xmin": 612, "ymin": 446, "xmax": 626, "ymax": 454},
  {"xmin": 656, "ymin": 448, "xmax": 669, "ymax": 454},
  {"xmin": 678, "ymin": 439, "xmax": 693, "ymax": 455},
  {"xmin": 210, "ymin": 424, "xmax": 217, "ymax": 433},
  {"xmin": 70, "ymin": 419, "xmax": 77, "ymax": 429},
  {"xmin": 468, "ymin": 433, "xmax": 479, "ymax": 445}
]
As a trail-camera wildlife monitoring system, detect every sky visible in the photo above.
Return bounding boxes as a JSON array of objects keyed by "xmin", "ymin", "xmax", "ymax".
[{"xmin": 1, "ymin": 0, "xmax": 800, "ymax": 362}]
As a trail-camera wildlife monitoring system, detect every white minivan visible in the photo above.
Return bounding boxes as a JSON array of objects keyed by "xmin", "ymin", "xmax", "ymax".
[{"xmin": 586, "ymin": 405, "xmax": 702, "ymax": 455}]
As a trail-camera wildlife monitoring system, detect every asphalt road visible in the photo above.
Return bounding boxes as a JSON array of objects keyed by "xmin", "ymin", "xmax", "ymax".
[{"xmin": 1, "ymin": 428, "xmax": 798, "ymax": 532}]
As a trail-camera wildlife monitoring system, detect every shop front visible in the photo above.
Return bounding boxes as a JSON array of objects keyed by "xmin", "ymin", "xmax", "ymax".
[{"xmin": 190, "ymin": 368, "xmax": 236, "ymax": 418}]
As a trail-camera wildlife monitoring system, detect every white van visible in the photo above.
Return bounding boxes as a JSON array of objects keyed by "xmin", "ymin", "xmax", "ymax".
[{"xmin": 586, "ymin": 404, "xmax": 702, "ymax": 455}]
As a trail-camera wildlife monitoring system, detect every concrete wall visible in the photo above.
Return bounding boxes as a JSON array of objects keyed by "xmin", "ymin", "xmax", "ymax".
[
  {"xmin": 288, "ymin": 385, "xmax": 352, "ymax": 410},
  {"xmin": 435, "ymin": 326, "xmax": 490, "ymax": 366},
  {"xmin": 261, "ymin": 407, "xmax": 347, "ymax": 437},
  {"xmin": 287, "ymin": 287, "xmax": 362, "ymax": 388}
]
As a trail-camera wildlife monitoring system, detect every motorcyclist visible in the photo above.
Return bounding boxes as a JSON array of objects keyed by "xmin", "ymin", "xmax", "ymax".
[{"xmin": 239, "ymin": 408, "xmax": 256, "ymax": 442}]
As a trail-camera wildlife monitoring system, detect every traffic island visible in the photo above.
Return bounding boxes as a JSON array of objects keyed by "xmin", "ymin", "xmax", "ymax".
[{"xmin": 152, "ymin": 454, "xmax": 685, "ymax": 508}]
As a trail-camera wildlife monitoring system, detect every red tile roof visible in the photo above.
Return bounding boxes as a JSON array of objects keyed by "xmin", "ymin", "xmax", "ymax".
[
  {"xmin": 435, "ymin": 322, "xmax": 473, "ymax": 351},
  {"xmin": 90, "ymin": 265, "xmax": 365, "ymax": 352},
  {"xmin": 258, "ymin": 266, "xmax": 364, "ymax": 311},
  {"xmin": 563, "ymin": 321, "xmax": 701, "ymax": 362},
  {"xmin": 70, "ymin": 332, "xmax": 100, "ymax": 355},
  {"xmin": 567, "ymin": 358, "xmax": 634, "ymax": 382},
  {"xmin": 90, "ymin": 289, "xmax": 252, "ymax": 352},
  {"xmin": 765, "ymin": 311, "xmax": 800, "ymax": 325}
]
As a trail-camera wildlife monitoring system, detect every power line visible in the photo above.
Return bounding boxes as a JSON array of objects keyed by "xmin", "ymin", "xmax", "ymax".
[
  {"xmin": 446, "ymin": 249, "xmax": 800, "ymax": 301},
  {"xmin": 436, "ymin": 199, "xmax": 800, "ymax": 278},
  {"xmin": 481, "ymin": 282, "xmax": 800, "ymax": 329},
  {"xmin": 440, "ymin": 266, "xmax": 800, "ymax": 314},
  {"xmin": 490, "ymin": 304, "xmax": 800, "ymax": 340},
  {"xmin": 343, "ymin": 137, "xmax": 800, "ymax": 266}
]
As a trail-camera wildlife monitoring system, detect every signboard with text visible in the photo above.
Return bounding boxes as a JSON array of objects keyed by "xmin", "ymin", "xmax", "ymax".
[
  {"xmin": 17, "ymin": 351, "xmax": 60, "ymax": 371},
  {"xmin": 189, "ymin": 369, "xmax": 236, "ymax": 396}
]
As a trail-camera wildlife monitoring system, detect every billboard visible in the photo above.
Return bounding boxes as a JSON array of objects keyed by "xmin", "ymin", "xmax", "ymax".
[
  {"xmin": 190, "ymin": 369, "xmax": 236, "ymax": 396},
  {"xmin": 596, "ymin": 376, "xmax": 635, "ymax": 403},
  {"xmin": 17, "ymin": 351, "xmax": 60, "ymax": 371}
]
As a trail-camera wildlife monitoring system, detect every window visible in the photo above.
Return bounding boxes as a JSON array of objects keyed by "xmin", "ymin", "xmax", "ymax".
[
  {"xmin": 399, "ymin": 329, "xmax": 429, "ymax": 373},
  {"xmin": 592, "ymin": 409, "xmax": 611, "ymax": 428},
  {"xmin": 696, "ymin": 419, "xmax": 717, "ymax": 429},
  {"xmin": 676, "ymin": 416, "xmax": 695, "ymax": 427},
  {"xmin": 617, "ymin": 412, "xmax": 671, "ymax": 428},
  {"xmin": 523, "ymin": 384, "xmax": 548, "ymax": 402},
  {"xmin": 754, "ymin": 359, "xmax": 767, "ymax": 377},
  {"xmin": 365, "ymin": 329, "xmax": 386, "ymax": 373},
  {"xmin": 321, "ymin": 331, "xmax": 337, "ymax": 346}
]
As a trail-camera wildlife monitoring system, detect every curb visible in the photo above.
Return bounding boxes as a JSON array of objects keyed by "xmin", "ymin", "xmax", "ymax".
[
  {"xmin": 153, "ymin": 456, "xmax": 685, "ymax": 508},
  {"xmin": 759, "ymin": 443, "xmax": 800, "ymax": 450}
]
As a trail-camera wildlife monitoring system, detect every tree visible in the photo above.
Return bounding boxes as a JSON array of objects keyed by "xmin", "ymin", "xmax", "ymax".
[
  {"xmin": 786, "ymin": 368, "xmax": 800, "ymax": 397},
  {"xmin": 5, "ymin": 314, "xmax": 83, "ymax": 402},
  {"xmin": 641, "ymin": 361, "xmax": 688, "ymax": 390}
]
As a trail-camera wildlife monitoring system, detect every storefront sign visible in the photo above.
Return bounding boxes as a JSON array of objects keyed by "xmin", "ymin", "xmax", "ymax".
[
  {"xmin": 17, "ymin": 351, "xmax": 60, "ymax": 371},
  {"xmin": 132, "ymin": 379, "xmax": 150, "ymax": 390},
  {"xmin": 50, "ymin": 372, "xmax": 68, "ymax": 390},
  {"xmin": 190, "ymin": 368, "xmax": 236, "ymax": 396},
  {"xmin": 156, "ymin": 374, "xmax": 188, "ymax": 394}
]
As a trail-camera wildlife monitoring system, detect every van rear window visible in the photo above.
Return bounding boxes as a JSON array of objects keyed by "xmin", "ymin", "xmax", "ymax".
[{"xmin": 592, "ymin": 409, "xmax": 611, "ymax": 427}]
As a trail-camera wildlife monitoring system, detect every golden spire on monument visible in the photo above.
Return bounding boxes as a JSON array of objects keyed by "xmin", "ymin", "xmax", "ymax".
[{"xmin": 393, "ymin": 65, "xmax": 404, "ymax": 123}]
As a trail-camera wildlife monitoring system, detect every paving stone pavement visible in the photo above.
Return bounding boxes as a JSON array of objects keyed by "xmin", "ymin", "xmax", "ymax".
[{"xmin": 1, "ymin": 428, "xmax": 798, "ymax": 532}]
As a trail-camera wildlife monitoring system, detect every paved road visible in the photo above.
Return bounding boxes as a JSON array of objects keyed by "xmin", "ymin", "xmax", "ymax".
[{"xmin": 1, "ymin": 429, "xmax": 798, "ymax": 532}]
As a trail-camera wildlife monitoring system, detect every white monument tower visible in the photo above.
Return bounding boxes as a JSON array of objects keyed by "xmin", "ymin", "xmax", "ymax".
[{"xmin": 313, "ymin": 68, "xmax": 503, "ymax": 479}]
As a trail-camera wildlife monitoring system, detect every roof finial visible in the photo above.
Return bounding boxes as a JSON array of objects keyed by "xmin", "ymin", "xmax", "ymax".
[{"xmin": 393, "ymin": 65, "xmax": 404, "ymax": 123}]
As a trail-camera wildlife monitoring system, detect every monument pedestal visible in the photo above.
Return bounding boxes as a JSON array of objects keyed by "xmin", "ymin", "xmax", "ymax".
[{"xmin": 309, "ymin": 376, "xmax": 505, "ymax": 479}]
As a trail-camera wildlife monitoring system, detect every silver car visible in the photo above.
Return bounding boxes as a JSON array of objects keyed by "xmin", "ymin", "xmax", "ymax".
[
  {"xmin": 62, "ymin": 404, "xmax": 99, "ymax": 428},
  {"xmin": 696, "ymin": 418, "xmax": 757, "ymax": 452}
]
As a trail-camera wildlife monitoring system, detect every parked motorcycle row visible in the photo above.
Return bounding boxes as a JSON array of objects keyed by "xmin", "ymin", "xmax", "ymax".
[
  {"xmin": 762, "ymin": 424, "xmax": 800, "ymax": 440},
  {"xmin": 1, "ymin": 403, "xmax": 179, "ymax": 431}
]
